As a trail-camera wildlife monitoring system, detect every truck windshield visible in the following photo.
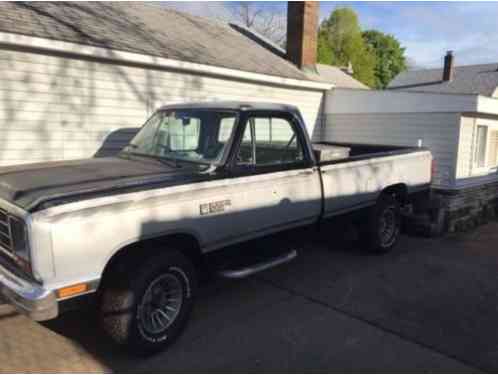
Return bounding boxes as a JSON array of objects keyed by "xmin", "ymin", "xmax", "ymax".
[{"xmin": 123, "ymin": 109, "xmax": 237, "ymax": 165}]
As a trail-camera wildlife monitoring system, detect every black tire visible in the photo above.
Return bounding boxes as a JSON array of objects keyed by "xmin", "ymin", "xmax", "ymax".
[
  {"xmin": 360, "ymin": 194, "xmax": 401, "ymax": 253},
  {"xmin": 99, "ymin": 250, "xmax": 197, "ymax": 355}
]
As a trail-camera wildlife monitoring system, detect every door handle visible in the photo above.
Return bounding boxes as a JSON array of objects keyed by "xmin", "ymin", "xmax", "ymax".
[{"xmin": 298, "ymin": 169, "xmax": 315, "ymax": 176}]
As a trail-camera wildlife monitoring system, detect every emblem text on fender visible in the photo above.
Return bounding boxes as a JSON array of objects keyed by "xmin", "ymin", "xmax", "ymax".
[
  {"xmin": 200, "ymin": 199, "xmax": 231, "ymax": 215},
  {"xmin": 200, "ymin": 199, "xmax": 232, "ymax": 215}
]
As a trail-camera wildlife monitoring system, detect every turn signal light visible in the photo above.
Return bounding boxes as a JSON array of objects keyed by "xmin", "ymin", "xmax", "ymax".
[{"xmin": 57, "ymin": 283, "xmax": 88, "ymax": 299}]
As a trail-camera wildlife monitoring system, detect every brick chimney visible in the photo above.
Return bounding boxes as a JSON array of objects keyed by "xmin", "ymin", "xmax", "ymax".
[
  {"xmin": 443, "ymin": 51, "xmax": 454, "ymax": 81},
  {"xmin": 286, "ymin": 1, "xmax": 318, "ymax": 70}
]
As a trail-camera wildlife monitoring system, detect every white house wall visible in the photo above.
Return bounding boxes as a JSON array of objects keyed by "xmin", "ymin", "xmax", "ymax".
[
  {"xmin": 320, "ymin": 88, "xmax": 473, "ymax": 189},
  {"xmin": 477, "ymin": 95, "xmax": 498, "ymax": 114},
  {"xmin": 0, "ymin": 49, "xmax": 324, "ymax": 166},
  {"xmin": 319, "ymin": 112, "xmax": 459, "ymax": 189},
  {"xmin": 325, "ymin": 88, "xmax": 478, "ymax": 115}
]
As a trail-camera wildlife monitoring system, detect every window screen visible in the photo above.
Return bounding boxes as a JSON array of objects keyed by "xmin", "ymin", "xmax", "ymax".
[
  {"xmin": 475, "ymin": 125, "xmax": 488, "ymax": 168},
  {"xmin": 487, "ymin": 130, "xmax": 498, "ymax": 167}
]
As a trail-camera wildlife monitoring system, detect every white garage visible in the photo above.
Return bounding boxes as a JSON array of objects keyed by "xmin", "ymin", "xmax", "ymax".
[{"xmin": 0, "ymin": 2, "xmax": 331, "ymax": 166}]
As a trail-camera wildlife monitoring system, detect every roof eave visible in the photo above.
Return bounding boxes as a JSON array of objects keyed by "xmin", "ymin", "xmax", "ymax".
[{"xmin": 0, "ymin": 31, "xmax": 333, "ymax": 91}]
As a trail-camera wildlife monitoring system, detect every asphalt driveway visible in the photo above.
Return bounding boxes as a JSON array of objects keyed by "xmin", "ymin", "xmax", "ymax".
[{"xmin": 2, "ymin": 220, "xmax": 498, "ymax": 372}]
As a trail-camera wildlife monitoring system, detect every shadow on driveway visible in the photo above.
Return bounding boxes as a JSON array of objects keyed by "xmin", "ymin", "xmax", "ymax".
[{"xmin": 3, "ymin": 220, "xmax": 497, "ymax": 372}]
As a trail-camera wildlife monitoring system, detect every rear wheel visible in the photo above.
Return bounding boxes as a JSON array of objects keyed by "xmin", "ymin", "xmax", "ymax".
[
  {"xmin": 99, "ymin": 250, "xmax": 197, "ymax": 355},
  {"xmin": 360, "ymin": 194, "xmax": 401, "ymax": 253}
]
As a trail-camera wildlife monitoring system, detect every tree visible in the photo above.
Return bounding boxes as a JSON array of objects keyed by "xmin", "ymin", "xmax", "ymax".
[
  {"xmin": 362, "ymin": 30, "xmax": 407, "ymax": 88},
  {"xmin": 225, "ymin": 2, "xmax": 286, "ymax": 46},
  {"xmin": 317, "ymin": 28, "xmax": 333, "ymax": 65},
  {"xmin": 317, "ymin": 8, "xmax": 376, "ymax": 87}
]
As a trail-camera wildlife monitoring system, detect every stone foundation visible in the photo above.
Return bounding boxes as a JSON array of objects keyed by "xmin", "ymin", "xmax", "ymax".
[{"xmin": 434, "ymin": 180, "xmax": 498, "ymax": 233}]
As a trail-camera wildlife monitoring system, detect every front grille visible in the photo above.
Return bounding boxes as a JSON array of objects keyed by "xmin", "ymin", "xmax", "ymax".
[
  {"xmin": 0, "ymin": 209, "xmax": 13, "ymax": 253},
  {"xmin": 0, "ymin": 209, "xmax": 35, "ymax": 282}
]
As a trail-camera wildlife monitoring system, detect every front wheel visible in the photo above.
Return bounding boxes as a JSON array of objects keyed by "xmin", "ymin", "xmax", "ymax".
[
  {"xmin": 99, "ymin": 250, "xmax": 197, "ymax": 355},
  {"xmin": 360, "ymin": 194, "xmax": 401, "ymax": 253}
]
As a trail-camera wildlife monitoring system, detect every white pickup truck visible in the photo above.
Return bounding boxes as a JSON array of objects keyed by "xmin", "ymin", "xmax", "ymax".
[{"xmin": 0, "ymin": 102, "xmax": 431, "ymax": 353}]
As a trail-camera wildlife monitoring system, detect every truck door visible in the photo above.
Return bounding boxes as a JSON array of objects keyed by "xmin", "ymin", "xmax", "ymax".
[{"xmin": 229, "ymin": 113, "xmax": 322, "ymax": 236}]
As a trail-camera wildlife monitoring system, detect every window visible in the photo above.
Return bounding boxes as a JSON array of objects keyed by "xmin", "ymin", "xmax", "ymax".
[
  {"xmin": 236, "ymin": 116, "xmax": 304, "ymax": 166},
  {"xmin": 158, "ymin": 114, "xmax": 201, "ymax": 151},
  {"xmin": 124, "ymin": 110, "xmax": 237, "ymax": 165},
  {"xmin": 487, "ymin": 130, "xmax": 498, "ymax": 166},
  {"xmin": 474, "ymin": 124, "xmax": 498, "ymax": 171}
]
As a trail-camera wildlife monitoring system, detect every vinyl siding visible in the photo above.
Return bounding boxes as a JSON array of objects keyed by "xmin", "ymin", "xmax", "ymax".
[
  {"xmin": 325, "ymin": 88, "xmax": 479, "ymax": 114},
  {"xmin": 0, "ymin": 49, "xmax": 324, "ymax": 166},
  {"xmin": 319, "ymin": 112, "xmax": 460, "ymax": 189}
]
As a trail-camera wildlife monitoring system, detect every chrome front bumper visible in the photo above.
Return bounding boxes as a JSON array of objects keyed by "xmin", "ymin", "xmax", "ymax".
[{"xmin": 0, "ymin": 264, "xmax": 58, "ymax": 321}]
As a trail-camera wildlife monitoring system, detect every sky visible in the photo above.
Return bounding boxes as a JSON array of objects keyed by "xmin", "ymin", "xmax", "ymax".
[{"xmin": 163, "ymin": 1, "xmax": 498, "ymax": 69}]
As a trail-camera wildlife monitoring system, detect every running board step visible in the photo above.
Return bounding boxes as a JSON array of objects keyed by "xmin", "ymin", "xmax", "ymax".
[{"xmin": 217, "ymin": 249, "xmax": 298, "ymax": 279}]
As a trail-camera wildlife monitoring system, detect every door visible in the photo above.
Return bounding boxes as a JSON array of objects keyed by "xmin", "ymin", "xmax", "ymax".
[{"xmin": 229, "ymin": 113, "xmax": 322, "ymax": 236}]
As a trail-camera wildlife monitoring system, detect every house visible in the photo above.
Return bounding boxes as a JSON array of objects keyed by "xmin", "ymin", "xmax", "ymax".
[
  {"xmin": 388, "ymin": 52, "xmax": 498, "ymax": 97},
  {"xmin": 309, "ymin": 64, "xmax": 370, "ymax": 90},
  {"xmin": 0, "ymin": 2, "xmax": 368, "ymax": 167},
  {"xmin": 322, "ymin": 52, "xmax": 498, "ymax": 232},
  {"xmin": 10, "ymin": 2, "xmax": 483, "ymax": 232}
]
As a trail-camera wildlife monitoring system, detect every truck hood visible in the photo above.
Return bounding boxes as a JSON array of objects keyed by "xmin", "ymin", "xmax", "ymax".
[{"xmin": 0, "ymin": 156, "xmax": 212, "ymax": 212}]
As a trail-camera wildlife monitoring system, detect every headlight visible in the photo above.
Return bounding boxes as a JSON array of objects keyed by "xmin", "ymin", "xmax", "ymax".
[
  {"xmin": 8, "ymin": 216, "xmax": 31, "ymax": 273},
  {"xmin": 10, "ymin": 217, "xmax": 28, "ymax": 257}
]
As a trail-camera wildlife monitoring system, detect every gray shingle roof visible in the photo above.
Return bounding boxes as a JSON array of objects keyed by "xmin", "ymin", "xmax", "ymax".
[
  {"xmin": 388, "ymin": 63, "xmax": 498, "ymax": 97},
  {"xmin": 0, "ymin": 2, "xmax": 310, "ymax": 81},
  {"xmin": 308, "ymin": 64, "xmax": 369, "ymax": 89}
]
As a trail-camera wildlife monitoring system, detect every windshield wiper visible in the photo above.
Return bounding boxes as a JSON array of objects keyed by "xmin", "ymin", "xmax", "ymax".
[{"xmin": 122, "ymin": 150, "xmax": 182, "ymax": 168}]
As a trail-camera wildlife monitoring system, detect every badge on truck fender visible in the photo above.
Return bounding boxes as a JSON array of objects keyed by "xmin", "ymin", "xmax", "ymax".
[{"xmin": 200, "ymin": 199, "xmax": 231, "ymax": 215}]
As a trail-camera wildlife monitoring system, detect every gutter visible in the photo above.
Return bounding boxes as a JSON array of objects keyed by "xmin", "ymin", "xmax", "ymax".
[{"xmin": 0, "ymin": 31, "xmax": 333, "ymax": 92}]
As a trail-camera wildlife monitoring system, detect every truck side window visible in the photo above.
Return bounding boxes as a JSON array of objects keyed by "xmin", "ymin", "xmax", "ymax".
[
  {"xmin": 218, "ymin": 117, "xmax": 237, "ymax": 143},
  {"xmin": 236, "ymin": 116, "xmax": 304, "ymax": 166},
  {"xmin": 236, "ymin": 120, "xmax": 255, "ymax": 164}
]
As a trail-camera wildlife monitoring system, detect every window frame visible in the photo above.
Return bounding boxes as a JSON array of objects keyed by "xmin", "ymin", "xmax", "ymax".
[
  {"xmin": 473, "ymin": 123, "xmax": 498, "ymax": 175},
  {"xmin": 228, "ymin": 111, "xmax": 313, "ymax": 175}
]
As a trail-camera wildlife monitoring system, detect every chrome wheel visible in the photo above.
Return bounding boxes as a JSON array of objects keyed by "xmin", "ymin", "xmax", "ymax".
[
  {"xmin": 138, "ymin": 273, "xmax": 184, "ymax": 335},
  {"xmin": 379, "ymin": 206, "xmax": 397, "ymax": 247}
]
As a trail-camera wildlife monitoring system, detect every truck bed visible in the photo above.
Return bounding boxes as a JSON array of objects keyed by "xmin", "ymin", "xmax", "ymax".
[
  {"xmin": 313, "ymin": 142, "xmax": 426, "ymax": 165},
  {"xmin": 315, "ymin": 141, "xmax": 432, "ymax": 218}
]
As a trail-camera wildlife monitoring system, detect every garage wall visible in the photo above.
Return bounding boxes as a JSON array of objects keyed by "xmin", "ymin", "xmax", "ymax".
[
  {"xmin": 317, "ymin": 88, "xmax": 489, "ymax": 190},
  {"xmin": 0, "ymin": 49, "xmax": 324, "ymax": 166},
  {"xmin": 319, "ymin": 112, "xmax": 459, "ymax": 189}
]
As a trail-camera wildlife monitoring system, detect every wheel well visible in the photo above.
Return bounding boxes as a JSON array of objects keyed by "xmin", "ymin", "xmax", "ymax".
[
  {"xmin": 381, "ymin": 184, "xmax": 408, "ymax": 206},
  {"xmin": 100, "ymin": 233, "xmax": 203, "ymax": 289}
]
